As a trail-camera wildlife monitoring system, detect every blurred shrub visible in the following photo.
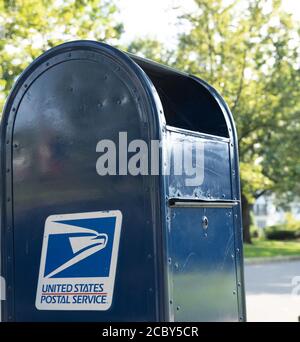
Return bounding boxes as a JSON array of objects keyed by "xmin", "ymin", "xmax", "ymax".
[
  {"xmin": 264, "ymin": 213, "xmax": 300, "ymax": 240},
  {"xmin": 264, "ymin": 228, "xmax": 299, "ymax": 240}
]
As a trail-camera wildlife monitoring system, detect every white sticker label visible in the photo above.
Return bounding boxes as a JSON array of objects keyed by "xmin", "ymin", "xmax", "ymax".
[{"xmin": 35, "ymin": 210, "xmax": 122, "ymax": 311}]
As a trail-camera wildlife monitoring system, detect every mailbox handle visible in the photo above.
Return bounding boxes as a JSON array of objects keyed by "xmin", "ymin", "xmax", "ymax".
[{"xmin": 168, "ymin": 199, "xmax": 239, "ymax": 208}]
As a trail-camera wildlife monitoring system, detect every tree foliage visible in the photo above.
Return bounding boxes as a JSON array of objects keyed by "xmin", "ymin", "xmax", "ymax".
[
  {"xmin": 1, "ymin": 0, "xmax": 299, "ymax": 243},
  {"xmin": 130, "ymin": 0, "xmax": 300, "ymax": 242},
  {"xmin": 131, "ymin": 0, "xmax": 300, "ymax": 201},
  {"xmin": 133, "ymin": 0, "xmax": 300, "ymax": 202},
  {"xmin": 0, "ymin": 0, "xmax": 123, "ymax": 112},
  {"xmin": 176, "ymin": 0, "xmax": 300, "ymax": 203}
]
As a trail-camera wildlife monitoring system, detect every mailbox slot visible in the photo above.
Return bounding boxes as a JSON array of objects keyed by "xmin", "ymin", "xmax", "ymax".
[{"xmin": 169, "ymin": 199, "xmax": 239, "ymax": 208}]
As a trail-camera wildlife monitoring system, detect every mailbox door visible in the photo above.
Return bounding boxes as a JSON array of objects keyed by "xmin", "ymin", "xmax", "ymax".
[{"xmin": 169, "ymin": 204, "xmax": 239, "ymax": 322}]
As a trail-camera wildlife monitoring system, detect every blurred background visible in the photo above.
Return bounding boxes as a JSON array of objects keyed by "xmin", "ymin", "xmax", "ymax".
[{"xmin": 1, "ymin": 0, "xmax": 300, "ymax": 322}]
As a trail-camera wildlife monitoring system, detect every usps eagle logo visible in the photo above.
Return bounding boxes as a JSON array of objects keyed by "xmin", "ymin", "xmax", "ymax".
[{"xmin": 36, "ymin": 210, "xmax": 122, "ymax": 311}]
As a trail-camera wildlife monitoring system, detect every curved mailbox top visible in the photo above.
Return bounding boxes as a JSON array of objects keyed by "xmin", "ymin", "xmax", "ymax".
[
  {"xmin": 2, "ymin": 40, "xmax": 240, "ymax": 202},
  {"xmin": 128, "ymin": 52, "xmax": 236, "ymax": 140},
  {"xmin": 2, "ymin": 40, "xmax": 237, "ymax": 142}
]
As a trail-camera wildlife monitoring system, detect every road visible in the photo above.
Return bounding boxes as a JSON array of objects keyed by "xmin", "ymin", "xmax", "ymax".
[{"xmin": 245, "ymin": 260, "xmax": 300, "ymax": 322}]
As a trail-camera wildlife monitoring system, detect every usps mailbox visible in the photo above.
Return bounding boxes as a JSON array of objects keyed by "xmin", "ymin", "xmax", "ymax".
[{"xmin": 1, "ymin": 41, "xmax": 246, "ymax": 321}]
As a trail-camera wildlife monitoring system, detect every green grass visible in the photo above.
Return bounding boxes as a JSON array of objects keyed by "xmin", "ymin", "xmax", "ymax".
[{"xmin": 244, "ymin": 239, "xmax": 300, "ymax": 259}]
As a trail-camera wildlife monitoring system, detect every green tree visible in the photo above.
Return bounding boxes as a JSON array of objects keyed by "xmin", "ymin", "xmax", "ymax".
[
  {"xmin": 131, "ymin": 0, "xmax": 300, "ymax": 243},
  {"xmin": 0, "ymin": 0, "xmax": 123, "ymax": 112}
]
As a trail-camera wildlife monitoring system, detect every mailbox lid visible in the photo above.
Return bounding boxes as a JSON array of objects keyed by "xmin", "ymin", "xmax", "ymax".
[{"xmin": 165, "ymin": 128, "xmax": 232, "ymax": 200}]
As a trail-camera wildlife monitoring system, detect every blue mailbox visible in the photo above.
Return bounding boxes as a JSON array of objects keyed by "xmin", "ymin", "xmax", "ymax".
[{"xmin": 1, "ymin": 41, "xmax": 246, "ymax": 321}]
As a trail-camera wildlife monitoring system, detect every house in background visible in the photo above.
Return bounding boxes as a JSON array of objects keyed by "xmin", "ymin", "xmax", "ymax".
[{"xmin": 253, "ymin": 195, "xmax": 300, "ymax": 229}]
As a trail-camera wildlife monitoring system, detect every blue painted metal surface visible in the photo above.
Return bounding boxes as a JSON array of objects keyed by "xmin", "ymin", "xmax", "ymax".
[
  {"xmin": 1, "ymin": 40, "xmax": 246, "ymax": 321},
  {"xmin": 169, "ymin": 206, "xmax": 238, "ymax": 321},
  {"xmin": 166, "ymin": 130, "xmax": 232, "ymax": 199}
]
